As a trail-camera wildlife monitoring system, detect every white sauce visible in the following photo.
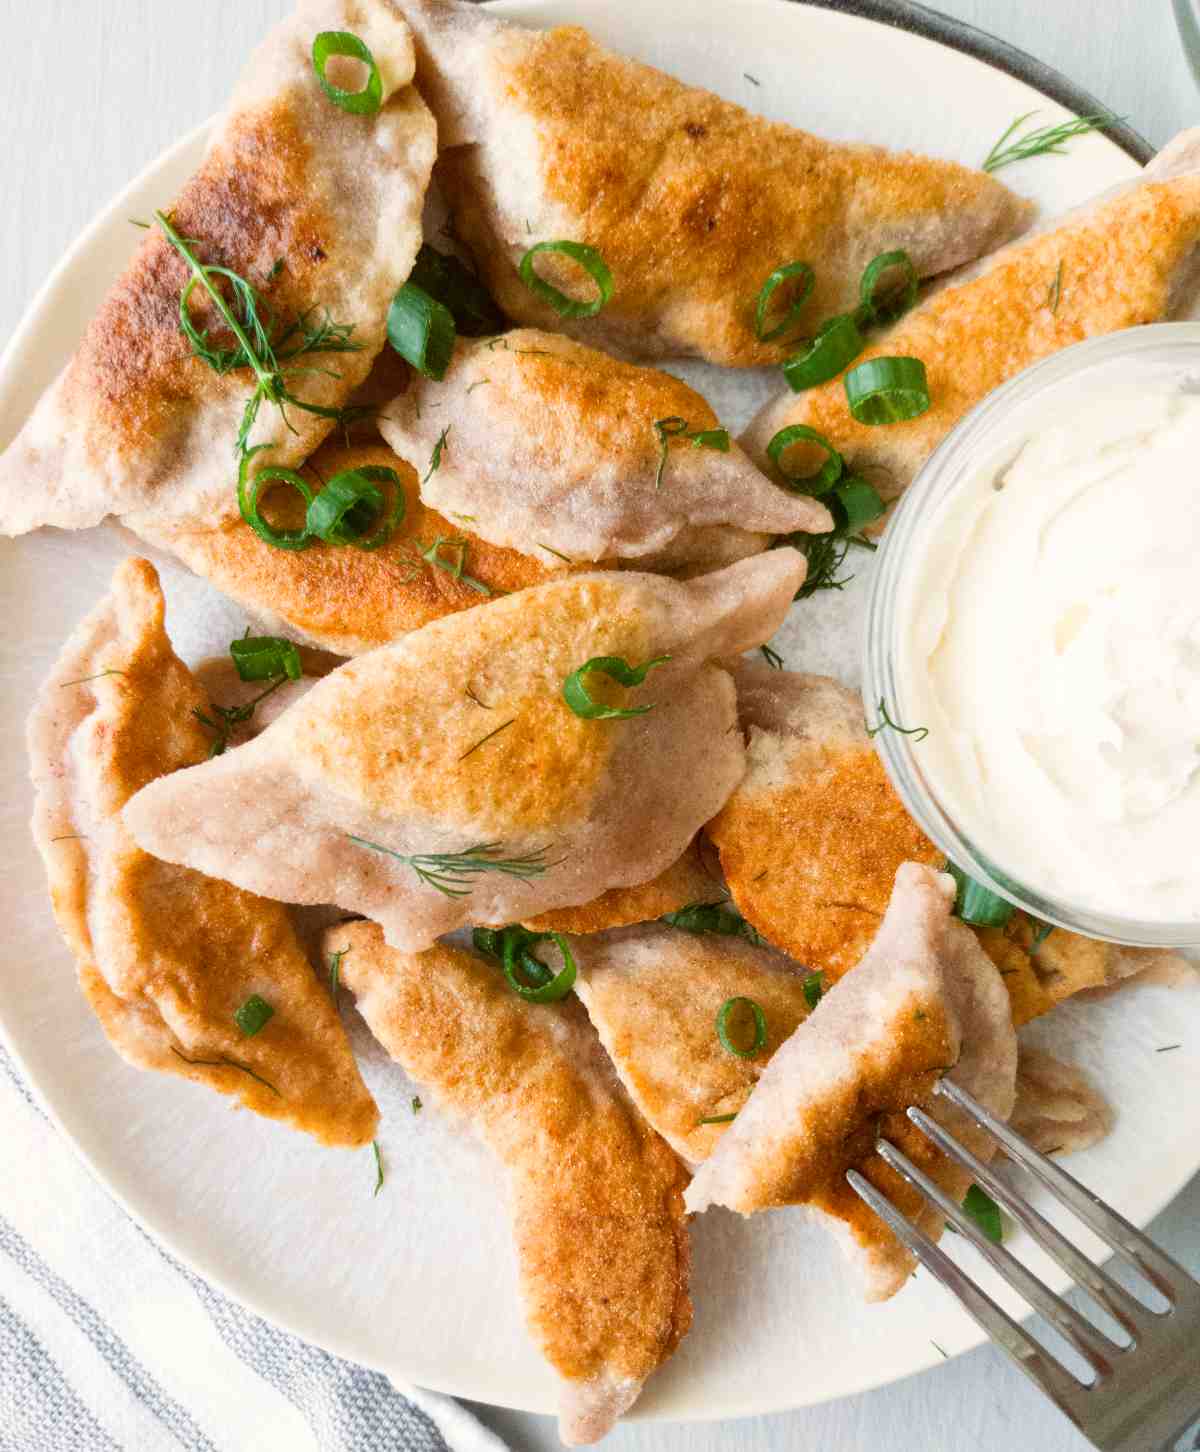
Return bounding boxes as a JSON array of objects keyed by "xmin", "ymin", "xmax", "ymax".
[{"xmin": 901, "ymin": 390, "xmax": 1200, "ymax": 923}]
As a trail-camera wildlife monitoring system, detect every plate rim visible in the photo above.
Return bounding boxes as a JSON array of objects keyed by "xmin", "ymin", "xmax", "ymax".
[{"xmin": 0, "ymin": 0, "xmax": 1186, "ymax": 1427}]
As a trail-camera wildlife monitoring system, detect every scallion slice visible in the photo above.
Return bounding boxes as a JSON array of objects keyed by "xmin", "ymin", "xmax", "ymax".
[
  {"xmin": 387, "ymin": 284, "xmax": 456, "ymax": 380},
  {"xmin": 237, "ymin": 447, "xmax": 314, "ymax": 552},
  {"xmin": 962, "ymin": 1183, "xmax": 1003, "ymax": 1243},
  {"xmin": 781, "ymin": 313, "xmax": 865, "ymax": 392},
  {"xmin": 562, "ymin": 654, "xmax": 671, "ymax": 720},
  {"xmin": 306, "ymin": 466, "xmax": 405, "ymax": 551},
  {"xmin": 230, "ymin": 635, "xmax": 302, "ymax": 683},
  {"xmin": 947, "ymin": 862, "xmax": 1014, "ymax": 928},
  {"xmin": 311, "ymin": 31, "xmax": 383, "ymax": 116},
  {"xmin": 234, "ymin": 994, "xmax": 274, "ymax": 1037},
  {"xmin": 519, "ymin": 241, "xmax": 613, "ymax": 319},
  {"xmin": 715, "ymin": 996, "xmax": 768, "ymax": 1058},
  {"xmin": 408, "ymin": 244, "xmax": 505, "ymax": 336},
  {"xmin": 844, "ymin": 356, "xmax": 931, "ymax": 425},
  {"xmin": 754, "ymin": 260, "xmax": 815, "ymax": 343},
  {"xmin": 501, "ymin": 929, "xmax": 577, "ymax": 1003},
  {"xmin": 858, "ymin": 250, "xmax": 918, "ymax": 326},
  {"xmin": 766, "ymin": 424, "xmax": 843, "ymax": 495},
  {"xmin": 832, "ymin": 476, "xmax": 886, "ymax": 532}
]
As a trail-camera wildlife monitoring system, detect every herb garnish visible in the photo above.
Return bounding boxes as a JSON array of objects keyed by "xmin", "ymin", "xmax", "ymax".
[
  {"xmin": 312, "ymin": 31, "xmax": 383, "ymax": 115},
  {"xmin": 652, "ymin": 417, "xmax": 731, "ymax": 490},
  {"xmin": 802, "ymin": 972, "xmax": 824, "ymax": 1010},
  {"xmin": 458, "ymin": 718, "xmax": 515, "ymax": 760},
  {"xmin": 563, "ymin": 654, "xmax": 671, "ymax": 720},
  {"xmin": 329, "ymin": 947, "xmax": 347, "ymax": 999},
  {"xmin": 538, "ymin": 543, "xmax": 574, "ymax": 564},
  {"xmin": 170, "ymin": 1047, "xmax": 279, "ymax": 1096},
  {"xmin": 753, "ymin": 261, "xmax": 815, "ymax": 344},
  {"xmin": 982, "ymin": 111, "xmax": 1114, "ymax": 173},
  {"xmin": 961, "ymin": 1183, "xmax": 1003, "ymax": 1243},
  {"xmin": 230, "ymin": 635, "xmax": 302, "ymax": 683},
  {"xmin": 418, "ymin": 535, "xmax": 492, "ymax": 596},
  {"xmin": 473, "ymin": 925, "xmax": 577, "ymax": 1002},
  {"xmin": 716, "ymin": 996, "xmax": 768, "ymax": 1058},
  {"xmin": 845, "ymin": 356, "xmax": 931, "ymax": 425},
  {"xmin": 947, "ymin": 862, "xmax": 1014, "ymax": 929},
  {"xmin": 423, "ymin": 426, "xmax": 451, "ymax": 484},
  {"xmin": 1030, "ymin": 920, "xmax": 1055, "ymax": 950},
  {"xmin": 346, "ymin": 837, "xmax": 557, "ymax": 898},
  {"xmin": 234, "ymin": 995, "xmax": 274, "ymax": 1038},
  {"xmin": 663, "ymin": 900, "xmax": 763, "ymax": 946},
  {"xmin": 1157, "ymin": 1044, "xmax": 1182, "ymax": 1054},
  {"xmin": 760, "ymin": 643, "xmax": 785, "ymax": 669},
  {"xmin": 518, "ymin": 241, "xmax": 613, "ymax": 318},
  {"xmin": 193, "ymin": 676, "xmax": 290, "ymax": 757},
  {"xmin": 407, "ymin": 243, "xmax": 505, "ymax": 337},
  {"xmin": 1046, "ymin": 261, "xmax": 1064, "ymax": 315},
  {"xmin": 865, "ymin": 698, "xmax": 929, "ymax": 743},
  {"xmin": 60, "ymin": 668, "xmax": 126, "ymax": 688},
  {"xmin": 372, "ymin": 1140, "xmax": 385, "ymax": 1195}
]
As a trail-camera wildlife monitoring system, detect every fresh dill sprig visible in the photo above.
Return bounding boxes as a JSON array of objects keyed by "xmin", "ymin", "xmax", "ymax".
[
  {"xmin": 982, "ymin": 111, "xmax": 1114, "ymax": 173},
  {"xmin": 458, "ymin": 718, "xmax": 516, "ymax": 760},
  {"xmin": 538, "ymin": 543, "xmax": 574, "ymax": 564},
  {"xmin": 192, "ymin": 676, "xmax": 288, "ymax": 757},
  {"xmin": 60, "ymin": 668, "xmax": 126, "ymax": 688},
  {"xmin": 663, "ymin": 899, "xmax": 763, "ymax": 946},
  {"xmin": 651, "ymin": 416, "xmax": 731, "ymax": 490},
  {"xmin": 329, "ymin": 947, "xmax": 347, "ymax": 1000},
  {"xmin": 170, "ymin": 1047, "xmax": 279, "ymax": 1096},
  {"xmin": 423, "ymin": 425, "xmax": 451, "ymax": 484},
  {"xmin": 345, "ymin": 837, "xmax": 558, "ymax": 898},
  {"xmin": 760, "ymin": 643, "xmax": 784, "ymax": 670},
  {"xmin": 866, "ymin": 698, "xmax": 929, "ymax": 742},
  {"xmin": 154, "ymin": 210, "xmax": 367, "ymax": 460},
  {"xmin": 697, "ymin": 1111, "xmax": 739, "ymax": 1126},
  {"xmin": 1047, "ymin": 261, "xmax": 1064, "ymax": 315},
  {"xmin": 418, "ymin": 535, "xmax": 492, "ymax": 596},
  {"xmin": 372, "ymin": 1140, "xmax": 385, "ymax": 1196}
]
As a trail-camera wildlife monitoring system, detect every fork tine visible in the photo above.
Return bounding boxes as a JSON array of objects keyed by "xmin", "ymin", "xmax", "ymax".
[
  {"xmin": 845, "ymin": 1169, "xmax": 1088, "ymax": 1414},
  {"xmin": 935, "ymin": 1077, "xmax": 1190, "ymax": 1300},
  {"xmin": 875, "ymin": 1137, "xmax": 1122, "ymax": 1373},
  {"xmin": 908, "ymin": 1105, "xmax": 1150, "ymax": 1337}
]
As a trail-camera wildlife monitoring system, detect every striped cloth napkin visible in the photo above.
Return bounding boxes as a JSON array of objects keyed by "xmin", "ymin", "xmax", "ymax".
[{"xmin": 0, "ymin": 1040, "xmax": 506, "ymax": 1452}]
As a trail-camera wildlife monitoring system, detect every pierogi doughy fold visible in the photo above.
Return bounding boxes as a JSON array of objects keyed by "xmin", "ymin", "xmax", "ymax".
[
  {"xmin": 522, "ymin": 838, "xmax": 717, "ymax": 936},
  {"xmin": 0, "ymin": 0, "xmax": 435, "ymax": 537},
  {"xmin": 571, "ymin": 923, "xmax": 813, "ymax": 1164},
  {"xmin": 706, "ymin": 660, "xmax": 1188, "ymax": 1023},
  {"xmin": 135, "ymin": 439, "xmax": 565, "ymax": 655},
  {"xmin": 378, "ymin": 331, "xmax": 831, "ymax": 562},
  {"xmin": 743, "ymin": 129, "xmax": 1200, "ymax": 511},
  {"xmin": 122, "ymin": 552, "xmax": 806, "ymax": 952},
  {"xmin": 27, "ymin": 559, "xmax": 377, "ymax": 1147},
  {"xmin": 392, "ymin": 0, "xmax": 1030, "ymax": 366},
  {"xmin": 685, "ymin": 863, "xmax": 1018, "ymax": 1301},
  {"xmin": 329, "ymin": 922, "xmax": 691, "ymax": 1446}
]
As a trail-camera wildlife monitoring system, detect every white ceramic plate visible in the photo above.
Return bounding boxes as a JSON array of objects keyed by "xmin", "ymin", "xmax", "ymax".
[{"xmin": 2, "ymin": 0, "xmax": 1197, "ymax": 1424}]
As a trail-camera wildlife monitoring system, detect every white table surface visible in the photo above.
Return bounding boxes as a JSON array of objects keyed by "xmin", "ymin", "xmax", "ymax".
[{"xmin": 2, "ymin": 3, "xmax": 1197, "ymax": 1450}]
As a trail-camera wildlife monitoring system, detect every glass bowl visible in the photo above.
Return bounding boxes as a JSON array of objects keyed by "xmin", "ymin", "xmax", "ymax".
[{"xmin": 863, "ymin": 323, "xmax": 1200, "ymax": 948}]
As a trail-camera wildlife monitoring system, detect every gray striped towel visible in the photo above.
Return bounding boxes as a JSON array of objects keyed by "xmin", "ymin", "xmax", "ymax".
[{"xmin": 0, "ymin": 1040, "xmax": 507, "ymax": 1452}]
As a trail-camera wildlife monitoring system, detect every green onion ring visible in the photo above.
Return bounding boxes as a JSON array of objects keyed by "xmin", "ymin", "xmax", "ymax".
[
  {"xmin": 832, "ymin": 476, "xmax": 886, "ymax": 532},
  {"xmin": 234, "ymin": 994, "xmax": 274, "ymax": 1037},
  {"xmin": 230, "ymin": 636, "xmax": 303, "ymax": 683},
  {"xmin": 519, "ymin": 241, "xmax": 613, "ymax": 319},
  {"xmin": 387, "ymin": 283, "xmax": 457, "ymax": 380},
  {"xmin": 238, "ymin": 448, "xmax": 314, "ymax": 552},
  {"xmin": 754, "ymin": 260, "xmax": 815, "ymax": 343},
  {"xmin": 306, "ymin": 466, "xmax": 406, "ymax": 551},
  {"xmin": 857, "ymin": 250, "xmax": 918, "ymax": 326},
  {"xmin": 715, "ymin": 996, "xmax": 768, "ymax": 1058},
  {"xmin": 947, "ymin": 862, "xmax": 1014, "ymax": 928},
  {"xmin": 765, "ymin": 425, "xmax": 843, "ymax": 495},
  {"xmin": 311, "ymin": 31, "xmax": 383, "ymax": 115},
  {"xmin": 501, "ymin": 931, "xmax": 577, "ymax": 1003},
  {"xmin": 844, "ymin": 356, "xmax": 931, "ymax": 425},
  {"xmin": 781, "ymin": 313, "xmax": 865, "ymax": 392},
  {"xmin": 562, "ymin": 654, "xmax": 671, "ymax": 720}
]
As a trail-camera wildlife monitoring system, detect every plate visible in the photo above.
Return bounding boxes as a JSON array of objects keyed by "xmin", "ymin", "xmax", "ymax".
[{"xmin": 1, "ymin": 0, "xmax": 1196, "ymax": 1425}]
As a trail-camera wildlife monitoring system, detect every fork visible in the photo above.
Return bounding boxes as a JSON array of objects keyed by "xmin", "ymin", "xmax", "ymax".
[{"xmin": 847, "ymin": 1077, "xmax": 1200, "ymax": 1451}]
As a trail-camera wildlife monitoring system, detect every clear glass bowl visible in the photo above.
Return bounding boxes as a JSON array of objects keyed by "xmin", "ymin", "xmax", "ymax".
[{"xmin": 863, "ymin": 323, "xmax": 1200, "ymax": 948}]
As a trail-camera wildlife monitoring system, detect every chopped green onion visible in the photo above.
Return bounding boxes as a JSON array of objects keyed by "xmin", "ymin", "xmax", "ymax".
[
  {"xmin": 652, "ymin": 417, "xmax": 730, "ymax": 489},
  {"xmin": 687, "ymin": 428, "xmax": 731, "ymax": 451},
  {"xmin": 237, "ymin": 447, "xmax": 314, "ymax": 552},
  {"xmin": 715, "ymin": 996, "xmax": 768, "ymax": 1058},
  {"xmin": 802, "ymin": 972, "xmax": 824, "ymax": 1010},
  {"xmin": 501, "ymin": 929, "xmax": 576, "ymax": 1003},
  {"xmin": 411, "ymin": 1096, "xmax": 423, "ymax": 1113},
  {"xmin": 311, "ymin": 31, "xmax": 383, "ymax": 116},
  {"xmin": 387, "ymin": 284, "xmax": 456, "ymax": 380},
  {"xmin": 962, "ymin": 1183, "xmax": 1003, "ymax": 1243},
  {"xmin": 306, "ymin": 466, "xmax": 405, "ymax": 551},
  {"xmin": 832, "ymin": 476, "xmax": 885, "ymax": 532},
  {"xmin": 947, "ymin": 862, "xmax": 1014, "ymax": 928},
  {"xmin": 234, "ymin": 994, "xmax": 274, "ymax": 1037},
  {"xmin": 845, "ymin": 356, "xmax": 931, "ymax": 425},
  {"xmin": 519, "ymin": 241, "xmax": 613, "ymax": 318},
  {"xmin": 472, "ymin": 927, "xmax": 504, "ymax": 958},
  {"xmin": 754, "ymin": 260, "xmax": 814, "ymax": 343},
  {"xmin": 562, "ymin": 655, "xmax": 671, "ymax": 720},
  {"xmin": 408, "ymin": 244, "xmax": 505, "ymax": 336},
  {"xmin": 230, "ymin": 635, "xmax": 302, "ymax": 683},
  {"xmin": 858, "ymin": 250, "xmax": 918, "ymax": 326},
  {"xmin": 698, "ymin": 1112, "xmax": 739, "ymax": 1125},
  {"xmin": 782, "ymin": 313, "xmax": 865, "ymax": 392},
  {"xmin": 766, "ymin": 425, "xmax": 843, "ymax": 495},
  {"xmin": 663, "ymin": 900, "xmax": 762, "ymax": 945},
  {"xmin": 458, "ymin": 718, "xmax": 515, "ymax": 760}
]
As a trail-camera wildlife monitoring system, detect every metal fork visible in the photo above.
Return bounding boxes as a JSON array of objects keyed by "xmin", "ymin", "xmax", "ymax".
[{"xmin": 847, "ymin": 1077, "xmax": 1200, "ymax": 1451}]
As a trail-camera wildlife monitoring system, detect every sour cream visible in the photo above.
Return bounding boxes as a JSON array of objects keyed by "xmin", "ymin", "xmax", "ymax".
[{"xmin": 900, "ymin": 390, "xmax": 1200, "ymax": 923}]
